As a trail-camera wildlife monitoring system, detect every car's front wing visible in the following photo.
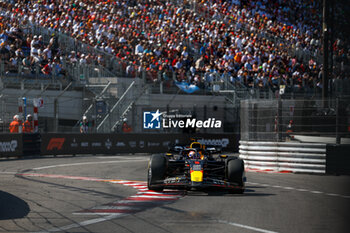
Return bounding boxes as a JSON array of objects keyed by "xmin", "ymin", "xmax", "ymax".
[{"xmin": 152, "ymin": 176, "xmax": 244, "ymax": 191}]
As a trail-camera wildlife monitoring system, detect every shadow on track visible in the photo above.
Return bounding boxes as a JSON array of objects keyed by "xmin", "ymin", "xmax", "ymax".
[
  {"xmin": 185, "ymin": 187, "xmax": 275, "ymax": 197},
  {"xmin": 0, "ymin": 190, "xmax": 30, "ymax": 220},
  {"xmin": 16, "ymin": 175, "xmax": 126, "ymax": 199}
]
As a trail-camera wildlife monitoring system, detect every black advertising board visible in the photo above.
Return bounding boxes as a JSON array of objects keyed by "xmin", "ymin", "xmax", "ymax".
[
  {"xmin": 41, "ymin": 133, "xmax": 239, "ymax": 155},
  {"xmin": 326, "ymin": 144, "xmax": 350, "ymax": 175},
  {"xmin": 22, "ymin": 133, "xmax": 41, "ymax": 156},
  {"xmin": 40, "ymin": 133, "xmax": 172, "ymax": 155},
  {"xmin": 0, "ymin": 134, "xmax": 23, "ymax": 157}
]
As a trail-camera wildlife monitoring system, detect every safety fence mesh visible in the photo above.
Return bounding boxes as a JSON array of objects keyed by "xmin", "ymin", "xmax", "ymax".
[{"xmin": 240, "ymin": 97, "xmax": 350, "ymax": 142}]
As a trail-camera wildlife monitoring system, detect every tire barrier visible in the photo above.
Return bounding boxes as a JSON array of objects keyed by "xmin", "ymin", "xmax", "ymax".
[{"xmin": 239, "ymin": 141, "xmax": 326, "ymax": 174}]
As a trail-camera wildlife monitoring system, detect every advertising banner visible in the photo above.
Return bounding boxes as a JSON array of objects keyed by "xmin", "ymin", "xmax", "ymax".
[
  {"xmin": 0, "ymin": 134, "xmax": 23, "ymax": 157},
  {"xmin": 41, "ymin": 133, "xmax": 239, "ymax": 155}
]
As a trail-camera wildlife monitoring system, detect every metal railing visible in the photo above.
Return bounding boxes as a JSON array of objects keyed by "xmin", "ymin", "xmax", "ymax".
[
  {"xmin": 0, "ymin": 60, "xmax": 64, "ymax": 89},
  {"xmin": 111, "ymin": 83, "xmax": 150, "ymax": 132},
  {"xmin": 96, "ymin": 80, "xmax": 137, "ymax": 132}
]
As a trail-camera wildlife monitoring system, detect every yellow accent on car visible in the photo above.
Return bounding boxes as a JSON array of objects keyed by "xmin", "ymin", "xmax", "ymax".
[
  {"xmin": 190, "ymin": 142, "xmax": 202, "ymax": 149},
  {"xmin": 191, "ymin": 171, "xmax": 203, "ymax": 182}
]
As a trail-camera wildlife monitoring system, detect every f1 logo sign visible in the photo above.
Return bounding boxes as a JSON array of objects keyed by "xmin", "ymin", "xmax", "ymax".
[
  {"xmin": 143, "ymin": 110, "xmax": 162, "ymax": 129},
  {"xmin": 47, "ymin": 138, "xmax": 65, "ymax": 150}
]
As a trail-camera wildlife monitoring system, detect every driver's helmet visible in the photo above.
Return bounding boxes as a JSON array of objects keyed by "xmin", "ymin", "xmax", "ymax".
[{"xmin": 188, "ymin": 150, "xmax": 198, "ymax": 159}]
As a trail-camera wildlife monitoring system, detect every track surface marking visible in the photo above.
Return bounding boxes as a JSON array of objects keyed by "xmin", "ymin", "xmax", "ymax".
[{"xmin": 18, "ymin": 173, "xmax": 184, "ymax": 233}]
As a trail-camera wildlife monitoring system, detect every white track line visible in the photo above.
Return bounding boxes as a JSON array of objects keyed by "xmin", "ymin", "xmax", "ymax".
[
  {"xmin": 96, "ymin": 156, "xmax": 147, "ymax": 159},
  {"xmin": 0, "ymin": 171, "xmax": 16, "ymax": 174},
  {"xmin": 88, "ymin": 206, "xmax": 140, "ymax": 210},
  {"xmin": 22, "ymin": 173, "xmax": 183, "ymax": 232},
  {"xmin": 247, "ymin": 182, "xmax": 350, "ymax": 199},
  {"xmin": 129, "ymin": 195, "xmax": 179, "ymax": 199},
  {"xmin": 32, "ymin": 159, "xmax": 148, "ymax": 170},
  {"xmin": 33, "ymin": 214, "xmax": 127, "ymax": 233},
  {"xmin": 218, "ymin": 220, "xmax": 279, "ymax": 233}
]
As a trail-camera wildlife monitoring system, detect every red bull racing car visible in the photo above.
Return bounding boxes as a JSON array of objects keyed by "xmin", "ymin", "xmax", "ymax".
[{"xmin": 147, "ymin": 140, "xmax": 246, "ymax": 193}]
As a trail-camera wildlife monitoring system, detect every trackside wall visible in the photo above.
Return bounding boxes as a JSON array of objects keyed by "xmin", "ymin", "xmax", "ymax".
[{"xmin": 0, "ymin": 133, "xmax": 239, "ymax": 157}]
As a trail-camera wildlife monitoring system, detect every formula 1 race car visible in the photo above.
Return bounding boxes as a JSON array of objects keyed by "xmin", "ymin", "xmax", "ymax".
[{"xmin": 147, "ymin": 140, "xmax": 246, "ymax": 193}]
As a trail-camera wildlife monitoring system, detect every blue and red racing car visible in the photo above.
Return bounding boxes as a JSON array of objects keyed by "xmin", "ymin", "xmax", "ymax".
[{"xmin": 147, "ymin": 140, "xmax": 246, "ymax": 193}]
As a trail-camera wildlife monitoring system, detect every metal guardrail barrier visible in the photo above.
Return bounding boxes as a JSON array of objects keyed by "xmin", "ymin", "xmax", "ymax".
[{"xmin": 239, "ymin": 140, "xmax": 326, "ymax": 174}]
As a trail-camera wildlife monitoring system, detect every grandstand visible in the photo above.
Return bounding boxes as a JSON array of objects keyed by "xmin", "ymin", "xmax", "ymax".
[{"xmin": 0, "ymin": 0, "xmax": 349, "ymax": 139}]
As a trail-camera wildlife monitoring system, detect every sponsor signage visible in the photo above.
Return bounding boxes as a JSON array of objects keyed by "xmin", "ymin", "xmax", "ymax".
[
  {"xmin": 105, "ymin": 139, "xmax": 112, "ymax": 149},
  {"xmin": 0, "ymin": 140, "xmax": 18, "ymax": 152},
  {"xmin": 96, "ymin": 100, "xmax": 107, "ymax": 114},
  {"xmin": 40, "ymin": 133, "xmax": 239, "ymax": 155},
  {"xmin": 47, "ymin": 138, "xmax": 65, "ymax": 150},
  {"xmin": 0, "ymin": 134, "xmax": 22, "ymax": 157},
  {"xmin": 1, "ymin": 133, "xmax": 238, "ymax": 157},
  {"xmin": 116, "ymin": 142, "xmax": 126, "ymax": 147}
]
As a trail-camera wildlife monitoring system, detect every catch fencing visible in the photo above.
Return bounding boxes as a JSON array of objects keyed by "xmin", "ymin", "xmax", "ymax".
[{"xmin": 240, "ymin": 97, "xmax": 350, "ymax": 142}]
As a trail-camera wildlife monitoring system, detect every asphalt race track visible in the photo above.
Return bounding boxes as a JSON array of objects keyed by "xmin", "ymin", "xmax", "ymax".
[{"xmin": 0, "ymin": 154, "xmax": 349, "ymax": 233}]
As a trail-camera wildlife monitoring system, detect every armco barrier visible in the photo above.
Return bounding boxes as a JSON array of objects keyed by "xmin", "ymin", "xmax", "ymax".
[{"xmin": 239, "ymin": 141, "xmax": 326, "ymax": 173}]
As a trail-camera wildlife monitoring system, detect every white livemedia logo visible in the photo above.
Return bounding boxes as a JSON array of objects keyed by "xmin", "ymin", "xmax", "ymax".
[
  {"xmin": 0, "ymin": 140, "xmax": 18, "ymax": 152},
  {"xmin": 163, "ymin": 118, "xmax": 222, "ymax": 128},
  {"xmin": 144, "ymin": 109, "xmax": 222, "ymax": 129}
]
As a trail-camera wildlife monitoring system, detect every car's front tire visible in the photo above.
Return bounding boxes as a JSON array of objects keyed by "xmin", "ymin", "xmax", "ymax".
[
  {"xmin": 147, "ymin": 154, "xmax": 167, "ymax": 192},
  {"xmin": 227, "ymin": 158, "xmax": 245, "ymax": 194}
]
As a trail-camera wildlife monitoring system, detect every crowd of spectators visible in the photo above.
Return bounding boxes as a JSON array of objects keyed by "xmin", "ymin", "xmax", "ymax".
[
  {"xmin": 0, "ymin": 0, "xmax": 348, "ymax": 93},
  {"xmin": 0, "ymin": 15, "xmax": 66, "ymax": 78}
]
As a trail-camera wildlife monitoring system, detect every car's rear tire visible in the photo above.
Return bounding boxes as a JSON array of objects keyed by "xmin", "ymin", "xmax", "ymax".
[
  {"xmin": 227, "ymin": 158, "xmax": 245, "ymax": 194},
  {"xmin": 147, "ymin": 154, "xmax": 167, "ymax": 192}
]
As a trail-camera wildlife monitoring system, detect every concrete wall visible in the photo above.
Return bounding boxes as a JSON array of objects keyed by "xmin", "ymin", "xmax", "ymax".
[{"xmin": 1, "ymin": 78, "xmax": 236, "ymax": 133}]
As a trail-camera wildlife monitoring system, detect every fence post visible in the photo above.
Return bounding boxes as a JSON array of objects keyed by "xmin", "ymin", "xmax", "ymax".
[
  {"xmin": 54, "ymin": 98, "xmax": 58, "ymax": 132},
  {"xmin": 278, "ymin": 99, "xmax": 283, "ymax": 141},
  {"xmin": 35, "ymin": 63, "xmax": 40, "ymax": 80},
  {"xmin": 0, "ymin": 60, "xmax": 3, "ymax": 76},
  {"xmin": 336, "ymin": 97, "xmax": 340, "ymax": 144},
  {"xmin": 142, "ymin": 70, "xmax": 146, "ymax": 84}
]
